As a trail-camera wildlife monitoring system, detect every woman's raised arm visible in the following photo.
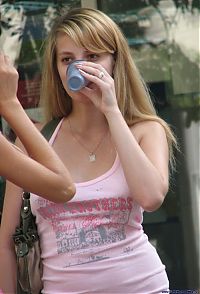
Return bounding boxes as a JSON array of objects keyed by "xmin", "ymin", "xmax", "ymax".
[{"xmin": 0, "ymin": 53, "xmax": 75, "ymax": 202}]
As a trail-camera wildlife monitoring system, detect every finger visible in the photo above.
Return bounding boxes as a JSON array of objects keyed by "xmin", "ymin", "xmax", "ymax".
[
  {"xmin": 81, "ymin": 62, "xmax": 107, "ymax": 75},
  {"xmin": 76, "ymin": 62, "xmax": 108, "ymax": 76},
  {"xmin": 0, "ymin": 52, "xmax": 12, "ymax": 66},
  {"xmin": 79, "ymin": 85, "xmax": 101, "ymax": 106},
  {"xmin": 0, "ymin": 51, "xmax": 5, "ymax": 63},
  {"xmin": 98, "ymin": 71, "xmax": 105, "ymax": 79},
  {"xmin": 77, "ymin": 65, "xmax": 108, "ymax": 82},
  {"xmin": 4, "ymin": 54, "xmax": 12, "ymax": 65},
  {"xmin": 79, "ymin": 68, "xmax": 106, "ymax": 85}
]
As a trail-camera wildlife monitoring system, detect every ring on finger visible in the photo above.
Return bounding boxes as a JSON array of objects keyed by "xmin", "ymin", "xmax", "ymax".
[{"xmin": 98, "ymin": 71, "xmax": 105, "ymax": 79}]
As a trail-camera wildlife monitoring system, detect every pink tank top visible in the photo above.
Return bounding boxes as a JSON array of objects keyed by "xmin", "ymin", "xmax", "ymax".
[{"xmin": 31, "ymin": 118, "xmax": 169, "ymax": 294}]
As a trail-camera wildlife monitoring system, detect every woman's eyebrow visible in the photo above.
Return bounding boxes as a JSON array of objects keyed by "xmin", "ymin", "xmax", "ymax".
[{"xmin": 57, "ymin": 51, "xmax": 73, "ymax": 56}]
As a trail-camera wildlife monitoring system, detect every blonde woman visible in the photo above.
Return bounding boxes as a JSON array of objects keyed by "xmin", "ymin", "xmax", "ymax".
[{"xmin": 0, "ymin": 8, "xmax": 177, "ymax": 293}]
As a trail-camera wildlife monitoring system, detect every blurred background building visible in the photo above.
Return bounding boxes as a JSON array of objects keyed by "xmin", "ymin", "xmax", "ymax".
[{"xmin": 0, "ymin": 0, "xmax": 199, "ymax": 291}]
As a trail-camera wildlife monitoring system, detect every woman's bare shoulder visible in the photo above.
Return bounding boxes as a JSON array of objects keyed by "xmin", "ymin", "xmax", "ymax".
[{"xmin": 130, "ymin": 120, "xmax": 166, "ymax": 142}]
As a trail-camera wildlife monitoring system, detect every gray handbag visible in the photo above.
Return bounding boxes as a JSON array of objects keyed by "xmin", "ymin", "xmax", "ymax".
[{"xmin": 13, "ymin": 191, "xmax": 42, "ymax": 294}]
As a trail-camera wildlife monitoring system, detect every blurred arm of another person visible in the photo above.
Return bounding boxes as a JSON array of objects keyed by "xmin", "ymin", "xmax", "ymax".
[{"xmin": 0, "ymin": 52, "xmax": 75, "ymax": 202}]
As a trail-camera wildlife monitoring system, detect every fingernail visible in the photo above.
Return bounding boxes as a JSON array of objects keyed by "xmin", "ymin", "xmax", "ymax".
[{"xmin": 79, "ymin": 69, "xmax": 85, "ymax": 74}]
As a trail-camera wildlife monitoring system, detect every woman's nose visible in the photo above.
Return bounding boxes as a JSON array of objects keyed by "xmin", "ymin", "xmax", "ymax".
[{"xmin": 74, "ymin": 55, "xmax": 86, "ymax": 61}]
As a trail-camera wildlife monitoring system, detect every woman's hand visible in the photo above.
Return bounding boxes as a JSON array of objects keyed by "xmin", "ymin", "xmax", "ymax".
[
  {"xmin": 76, "ymin": 61, "xmax": 120, "ymax": 115},
  {"xmin": 0, "ymin": 52, "xmax": 19, "ymax": 113}
]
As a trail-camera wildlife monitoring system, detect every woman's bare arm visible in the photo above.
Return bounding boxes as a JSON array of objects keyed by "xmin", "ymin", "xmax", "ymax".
[
  {"xmin": 0, "ymin": 183, "xmax": 23, "ymax": 293},
  {"xmin": 105, "ymin": 111, "xmax": 169, "ymax": 212},
  {"xmin": 0, "ymin": 53, "xmax": 75, "ymax": 202}
]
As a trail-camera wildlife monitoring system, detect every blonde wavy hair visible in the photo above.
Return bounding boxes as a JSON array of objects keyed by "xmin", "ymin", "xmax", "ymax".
[{"xmin": 40, "ymin": 7, "xmax": 177, "ymax": 168}]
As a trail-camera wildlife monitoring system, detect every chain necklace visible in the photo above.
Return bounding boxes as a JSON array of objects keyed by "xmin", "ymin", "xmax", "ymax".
[{"xmin": 68, "ymin": 119, "xmax": 108, "ymax": 162}]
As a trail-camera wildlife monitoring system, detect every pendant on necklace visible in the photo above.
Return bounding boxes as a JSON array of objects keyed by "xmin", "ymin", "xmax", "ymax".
[{"xmin": 89, "ymin": 153, "xmax": 96, "ymax": 162}]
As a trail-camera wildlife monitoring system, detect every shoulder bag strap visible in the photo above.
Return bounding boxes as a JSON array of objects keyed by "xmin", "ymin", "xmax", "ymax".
[
  {"xmin": 40, "ymin": 117, "xmax": 62, "ymax": 141},
  {"xmin": 21, "ymin": 116, "xmax": 62, "ymax": 226}
]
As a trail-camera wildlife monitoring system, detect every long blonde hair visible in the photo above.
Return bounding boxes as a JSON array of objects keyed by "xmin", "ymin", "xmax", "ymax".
[{"xmin": 40, "ymin": 7, "xmax": 177, "ymax": 168}]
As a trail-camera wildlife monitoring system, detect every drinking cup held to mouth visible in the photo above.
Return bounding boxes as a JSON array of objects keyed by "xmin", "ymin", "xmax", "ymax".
[{"xmin": 67, "ymin": 60, "xmax": 88, "ymax": 91}]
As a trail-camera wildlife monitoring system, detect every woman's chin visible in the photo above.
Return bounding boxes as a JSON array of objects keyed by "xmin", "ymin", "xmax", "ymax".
[{"xmin": 71, "ymin": 92, "xmax": 92, "ymax": 104}]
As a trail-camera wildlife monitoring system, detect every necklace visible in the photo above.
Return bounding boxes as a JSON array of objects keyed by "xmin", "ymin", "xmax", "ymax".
[{"xmin": 68, "ymin": 119, "xmax": 108, "ymax": 162}]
